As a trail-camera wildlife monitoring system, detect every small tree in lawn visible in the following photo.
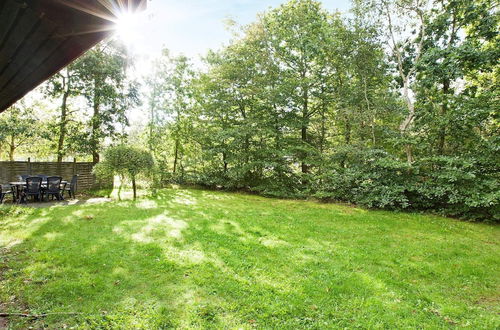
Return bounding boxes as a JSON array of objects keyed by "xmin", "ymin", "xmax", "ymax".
[{"xmin": 94, "ymin": 145, "xmax": 154, "ymax": 200}]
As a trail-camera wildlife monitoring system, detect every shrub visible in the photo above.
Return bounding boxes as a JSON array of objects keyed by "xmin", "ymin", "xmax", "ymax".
[
  {"xmin": 316, "ymin": 148, "xmax": 412, "ymax": 209},
  {"xmin": 94, "ymin": 145, "xmax": 154, "ymax": 200},
  {"xmin": 412, "ymin": 156, "xmax": 500, "ymax": 221},
  {"xmin": 315, "ymin": 148, "xmax": 499, "ymax": 221}
]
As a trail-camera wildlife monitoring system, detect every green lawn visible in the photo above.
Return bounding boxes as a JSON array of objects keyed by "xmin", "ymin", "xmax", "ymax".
[{"xmin": 0, "ymin": 188, "xmax": 498, "ymax": 329}]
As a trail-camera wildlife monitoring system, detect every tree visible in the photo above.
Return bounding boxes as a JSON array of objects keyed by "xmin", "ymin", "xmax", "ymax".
[
  {"xmin": 184, "ymin": 0, "xmax": 397, "ymax": 193},
  {"xmin": 360, "ymin": 0, "xmax": 430, "ymax": 163},
  {"xmin": 161, "ymin": 52, "xmax": 194, "ymax": 175},
  {"xmin": 417, "ymin": 0, "xmax": 499, "ymax": 155},
  {"xmin": 72, "ymin": 41, "xmax": 139, "ymax": 163},
  {"xmin": 193, "ymin": 41, "xmax": 268, "ymax": 187},
  {"xmin": 0, "ymin": 102, "xmax": 39, "ymax": 161},
  {"xmin": 89, "ymin": 0, "xmax": 497, "ymax": 220},
  {"xmin": 260, "ymin": 0, "xmax": 335, "ymax": 174},
  {"xmin": 145, "ymin": 49, "xmax": 195, "ymax": 181},
  {"xmin": 144, "ymin": 52, "xmax": 168, "ymax": 156},
  {"xmin": 94, "ymin": 145, "xmax": 154, "ymax": 200},
  {"xmin": 44, "ymin": 65, "xmax": 80, "ymax": 162}
]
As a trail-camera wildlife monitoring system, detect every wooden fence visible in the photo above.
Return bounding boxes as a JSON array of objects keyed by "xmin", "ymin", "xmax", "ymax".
[{"xmin": 0, "ymin": 159, "xmax": 96, "ymax": 190}]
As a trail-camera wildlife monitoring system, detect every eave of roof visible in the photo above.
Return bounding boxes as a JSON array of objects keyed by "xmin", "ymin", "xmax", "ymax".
[{"xmin": 0, "ymin": 0, "xmax": 146, "ymax": 113}]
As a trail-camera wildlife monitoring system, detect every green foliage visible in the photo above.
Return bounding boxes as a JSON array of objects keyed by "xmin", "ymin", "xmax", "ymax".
[
  {"xmin": 413, "ymin": 156, "xmax": 500, "ymax": 221},
  {"xmin": 415, "ymin": 0, "xmax": 500, "ymax": 157},
  {"xmin": 0, "ymin": 102, "xmax": 40, "ymax": 160},
  {"xmin": 130, "ymin": 0, "xmax": 498, "ymax": 221},
  {"xmin": 316, "ymin": 148, "xmax": 412, "ymax": 209},
  {"xmin": 145, "ymin": 50, "xmax": 195, "ymax": 178},
  {"xmin": 94, "ymin": 145, "xmax": 154, "ymax": 200},
  {"xmin": 71, "ymin": 41, "xmax": 140, "ymax": 162},
  {"xmin": 314, "ymin": 148, "xmax": 499, "ymax": 221}
]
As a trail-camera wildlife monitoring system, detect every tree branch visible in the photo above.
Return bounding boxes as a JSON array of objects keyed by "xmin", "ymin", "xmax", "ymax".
[{"xmin": 0, "ymin": 312, "xmax": 81, "ymax": 318}]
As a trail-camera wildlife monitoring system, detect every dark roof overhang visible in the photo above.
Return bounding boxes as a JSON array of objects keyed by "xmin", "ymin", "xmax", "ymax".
[{"xmin": 0, "ymin": 0, "xmax": 146, "ymax": 113}]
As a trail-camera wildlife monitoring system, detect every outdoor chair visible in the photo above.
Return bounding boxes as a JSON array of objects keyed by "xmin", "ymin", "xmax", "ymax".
[
  {"xmin": 44, "ymin": 176, "xmax": 63, "ymax": 201},
  {"xmin": 18, "ymin": 174, "xmax": 29, "ymax": 181},
  {"xmin": 0, "ymin": 184, "xmax": 15, "ymax": 204},
  {"xmin": 23, "ymin": 177, "xmax": 43, "ymax": 202},
  {"xmin": 36, "ymin": 174, "xmax": 49, "ymax": 181},
  {"xmin": 63, "ymin": 175, "xmax": 78, "ymax": 199}
]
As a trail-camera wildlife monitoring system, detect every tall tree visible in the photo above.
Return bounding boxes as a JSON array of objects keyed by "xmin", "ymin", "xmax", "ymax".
[
  {"xmin": 417, "ymin": 0, "xmax": 499, "ymax": 155},
  {"xmin": 145, "ymin": 49, "xmax": 195, "ymax": 176},
  {"xmin": 164, "ymin": 54, "xmax": 194, "ymax": 174},
  {"xmin": 188, "ymin": 0, "xmax": 396, "ymax": 190},
  {"xmin": 72, "ymin": 41, "xmax": 139, "ymax": 163},
  {"xmin": 261, "ymin": 0, "xmax": 335, "ymax": 174},
  {"xmin": 44, "ymin": 66, "xmax": 79, "ymax": 162},
  {"xmin": 365, "ymin": 0, "xmax": 430, "ymax": 163}
]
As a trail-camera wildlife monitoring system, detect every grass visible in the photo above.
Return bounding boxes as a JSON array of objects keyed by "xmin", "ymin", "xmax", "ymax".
[{"xmin": 0, "ymin": 188, "xmax": 499, "ymax": 329}]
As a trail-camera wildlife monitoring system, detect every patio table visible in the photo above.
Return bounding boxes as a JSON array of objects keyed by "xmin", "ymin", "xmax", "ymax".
[{"xmin": 9, "ymin": 181, "xmax": 68, "ymax": 203}]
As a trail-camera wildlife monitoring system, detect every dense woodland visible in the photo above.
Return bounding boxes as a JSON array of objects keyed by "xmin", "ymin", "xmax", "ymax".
[{"xmin": 0, "ymin": 0, "xmax": 498, "ymax": 220}]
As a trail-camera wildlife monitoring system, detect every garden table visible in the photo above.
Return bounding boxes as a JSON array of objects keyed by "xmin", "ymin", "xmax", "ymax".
[{"xmin": 9, "ymin": 181, "xmax": 68, "ymax": 203}]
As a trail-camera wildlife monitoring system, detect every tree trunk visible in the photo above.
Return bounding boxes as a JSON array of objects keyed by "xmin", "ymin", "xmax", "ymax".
[
  {"xmin": 117, "ymin": 175, "xmax": 123, "ymax": 200},
  {"xmin": 436, "ymin": 12, "xmax": 458, "ymax": 155},
  {"xmin": 149, "ymin": 101, "xmax": 156, "ymax": 154},
  {"xmin": 222, "ymin": 151, "xmax": 228, "ymax": 173},
  {"xmin": 301, "ymin": 85, "xmax": 309, "ymax": 175},
  {"xmin": 239, "ymin": 104, "xmax": 250, "ymax": 166},
  {"xmin": 405, "ymin": 144, "xmax": 413, "ymax": 164},
  {"xmin": 57, "ymin": 85, "xmax": 69, "ymax": 163},
  {"xmin": 386, "ymin": 6, "xmax": 424, "ymax": 165},
  {"xmin": 301, "ymin": 125, "xmax": 309, "ymax": 174},
  {"xmin": 344, "ymin": 121, "xmax": 351, "ymax": 145},
  {"xmin": 340, "ymin": 120, "xmax": 351, "ymax": 168},
  {"xmin": 371, "ymin": 117, "xmax": 376, "ymax": 146},
  {"xmin": 8, "ymin": 136, "xmax": 15, "ymax": 161},
  {"xmin": 173, "ymin": 139, "xmax": 179, "ymax": 173},
  {"xmin": 437, "ymin": 78, "xmax": 450, "ymax": 155},
  {"xmin": 91, "ymin": 82, "xmax": 100, "ymax": 164},
  {"xmin": 318, "ymin": 100, "xmax": 327, "ymax": 184},
  {"xmin": 399, "ymin": 81, "xmax": 415, "ymax": 165},
  {"xmin": 273, "ymin": 104, "xmax": 281, "ymax": 150},
  {"xmin": 319, "ymin": 109, "xmax": 326, "ymax": 154},
  {"xmin": 132, "ymin": 175, "xmax": 137, "ymax": 200},
  {"xmin": 363, "ymin": 77, "xmax": 376, "ymax": 146},
  {"xmin": 180, "ymin": 163, "xmax": 185, "ymax": 182}
]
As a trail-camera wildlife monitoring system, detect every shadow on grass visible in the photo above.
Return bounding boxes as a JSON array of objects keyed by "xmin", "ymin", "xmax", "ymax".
[{"xmin": 0, "ymin": 188, "xmax": 499, "ymax": 328}]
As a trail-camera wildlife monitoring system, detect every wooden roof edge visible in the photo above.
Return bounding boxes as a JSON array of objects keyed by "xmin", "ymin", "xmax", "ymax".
[{"xmin": 0, "ymin": 0, "xmax": 146, "ymax": 113}]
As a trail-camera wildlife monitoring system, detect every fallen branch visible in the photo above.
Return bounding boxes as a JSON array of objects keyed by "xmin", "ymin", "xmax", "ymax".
[{"xmin": 0, "ymin": 312, "xmax": 81, "ymax": 318}]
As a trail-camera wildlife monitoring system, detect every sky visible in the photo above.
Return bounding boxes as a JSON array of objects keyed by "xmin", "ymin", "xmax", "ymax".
[{"xmin": 120, "ymin": 0, "xmax": 352, "ymax": 68}]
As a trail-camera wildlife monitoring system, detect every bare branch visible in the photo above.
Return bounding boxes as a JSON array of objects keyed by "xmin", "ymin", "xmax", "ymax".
[
  {"xmin": 384, "ymin": 1, "xmax": 407, "ymax": 83},
  {"xmin": 0, "ymin": 312, "xmax": 81, "ymax": 318}
]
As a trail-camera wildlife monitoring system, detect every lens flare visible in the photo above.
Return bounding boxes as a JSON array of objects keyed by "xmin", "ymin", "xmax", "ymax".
[{"xmin": 115, "ymin": 11, "xmax": 142, "ymax": 46}]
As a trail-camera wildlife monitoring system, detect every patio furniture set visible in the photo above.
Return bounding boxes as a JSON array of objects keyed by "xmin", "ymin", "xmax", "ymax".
[{"xmin": 0, "ymin": 174, "xmax": 78, "ymax": 204}]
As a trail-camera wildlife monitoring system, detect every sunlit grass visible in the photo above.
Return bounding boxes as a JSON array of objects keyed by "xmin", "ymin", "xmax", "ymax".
[{"xmin": 0, "ymin": 188, "xmax": 499, "ymax": 328}]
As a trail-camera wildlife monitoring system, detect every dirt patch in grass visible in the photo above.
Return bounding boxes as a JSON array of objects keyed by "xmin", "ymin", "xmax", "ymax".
[
  {"xmin": 0, "ymin": 316, "xmax": 8, "ymax": 328},
  {"xmin": 476, "ymin": 295, "xmax": 500, "ymax": 311}
]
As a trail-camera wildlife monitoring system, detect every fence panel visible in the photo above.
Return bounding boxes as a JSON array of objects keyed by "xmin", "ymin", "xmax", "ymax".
[{"xmin": 0, "ymin": 161, "xmax": 97, "ymax": 190}]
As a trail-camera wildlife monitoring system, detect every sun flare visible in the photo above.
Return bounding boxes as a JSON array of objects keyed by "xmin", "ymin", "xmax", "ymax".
[{"xmin": 115, "ymin": 11, "xmax": 143, "ymax": 46}]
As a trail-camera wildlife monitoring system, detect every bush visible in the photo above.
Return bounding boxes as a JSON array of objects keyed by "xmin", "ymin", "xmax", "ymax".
[
  {"xmin": 94, "ymin": 145, "xmax": 154, "ymax": 200},
  {"xmin": 315, "ymin": 148, "xmax": 499, "ymax": 221},
  {"xmin": 412, "ymin": 156, "xmax": 499, "ymax": 221},
  {"xmin": 150, "ymin": 144, "xmax": 498, "ymax": 221},
  {"xmin": 252, "ymin": 166, "xmax": 303, "ymax": 198},
  {"xmin": 315, "ymin": 148, "xmax": 412, "ymax": 209}
]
